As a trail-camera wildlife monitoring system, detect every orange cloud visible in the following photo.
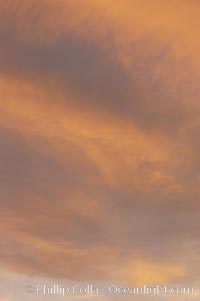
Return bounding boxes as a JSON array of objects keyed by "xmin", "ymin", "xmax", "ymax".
[{"xmin": 0, "ymin": 1, "xmax": 200, "ymax": 298}]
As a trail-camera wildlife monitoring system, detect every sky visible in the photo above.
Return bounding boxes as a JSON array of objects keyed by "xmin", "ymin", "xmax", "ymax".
[{"xmin": 0, "ymin": 1, "xmax": 200, "ymax": 300}]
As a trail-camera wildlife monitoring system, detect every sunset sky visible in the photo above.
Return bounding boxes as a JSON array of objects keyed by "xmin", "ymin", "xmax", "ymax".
[{"xmin": 0, "ymin": 1, "xmax": 200, "ymax": 300}]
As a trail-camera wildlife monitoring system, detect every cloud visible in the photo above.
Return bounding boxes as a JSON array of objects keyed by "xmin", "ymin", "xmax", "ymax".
[
  {"xmin": 0, "ymin": 1, "xmax": 200, "ymax": 299},
  {"xmin": 0, "ymin": 0, "xmax": 200, "ymax": 134}
]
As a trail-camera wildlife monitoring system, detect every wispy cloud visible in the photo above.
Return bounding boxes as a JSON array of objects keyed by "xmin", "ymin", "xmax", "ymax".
[{"xmin": 0, "ymin": 1, "xmax": 200, "ymax": 300}]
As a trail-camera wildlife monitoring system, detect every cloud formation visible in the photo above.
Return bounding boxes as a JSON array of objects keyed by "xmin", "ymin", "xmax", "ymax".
[{"xmin": 0, "ymin": 1, "xmax": 200, "ymax": 300}]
